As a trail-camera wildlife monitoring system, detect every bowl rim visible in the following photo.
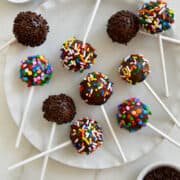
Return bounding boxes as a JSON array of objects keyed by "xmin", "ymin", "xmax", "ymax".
[
  {"xmin": 137, "ymin": 161, "xmax": 180, "ymax": 180},
  {"xmin": 8, "ymin": 0, "xmax": 31, "ymax": 4}
]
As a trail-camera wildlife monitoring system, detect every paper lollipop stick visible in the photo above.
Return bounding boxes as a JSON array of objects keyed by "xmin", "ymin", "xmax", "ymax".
[
  {"xmin": 40, "ymin": 122, "xmax": 56, "ymax": 180},
  {"xmin": 158, "ymin": 34, "xmax": 169, "ymax": 97},
  {"xmin": 15, "ymin": 87, "xmax": 35, "ymax": 148},
  {"xmin": 8, "ymin": 140, "xmax": 71, "ymax": 171},
  {"xmin": 0, "ymin": 37, "xmax": 16, "ymax": 52},
  {"xmin": 119, "ymin": 54, "xmax": 180, "ymax": 128},
  {"xmin": 83, "ymin": 0, "xmax": 101, "ymax": 45},
  {"xmin": 39, "ymin": 94, "xmax": 76, "ymax": 180},
  {"xmin": 116, "ymin": 98, "xmax": 180, "ymax": 148},
  {"xmin": 15, "ymin": 55, "xmax": 53, "ymax": 148},
  {"xmin": 143, "ymin": 80, "xmax": 180, "ymax": 128},
  {"xmin": 101, "ymin": 105, "xmax": 127, "ymax": 162},
  {"xmin": 139, "ymin": 31, "xmax": 180, "ymax": 44},
  {"xmin": 147, "ymin": 123, "xmax": 180, "ymax": 148}
]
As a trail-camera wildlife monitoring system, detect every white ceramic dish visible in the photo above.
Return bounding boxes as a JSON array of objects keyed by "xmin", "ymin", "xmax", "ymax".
[
  {"xmin": 137, "ymin": 162, "xmax": 180, "ymax": 180},
  {"xmin": 4, "ymin": 0, "xmax": 180, "ymax": 169}
]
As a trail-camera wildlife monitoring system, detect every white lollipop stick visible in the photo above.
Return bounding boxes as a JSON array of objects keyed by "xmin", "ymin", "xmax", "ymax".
[
  {"xmin": 40, "ymin": 122, "xmax": 56, "ymax": 180},
  {"xmin": 0, "ymin": 37, "xmax": 16, "ymax": 52},
  {"xmin": 8, "ymin": 140, "xmax": 71, "ymax": 171},
  {"xmin": 15, "ymin": 87, "xmax": 35, "ymax": 148},
  {"xmin": 147, "ymin": 123, "xmax": 180, "ymax": 148},
  {"xmin": 143, "ymin": 81, "xmax": 180, "ymax": 128},
  {"xmin": 161, "ymin": 35, "xmax": 180, "ymax": 44},
  {"xmin": 139, "ymin": 31, "xmax": 180, "ymax": 45},
  {"xmin": 158, "ymin": 34, "xmax": 169, "ymax": 97},
  {"xmin": 83, "ymin": 0, "xmax": 101, "ymax": 46},
  {"xmin": 101, "ymin": 105, "xmax": 127, "ymax": 162}
]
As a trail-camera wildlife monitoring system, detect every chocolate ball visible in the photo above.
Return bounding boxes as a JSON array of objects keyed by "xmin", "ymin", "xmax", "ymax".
[
  {"xmin": 60, "ymin": 38, "xmax": 97, "ymax": 73},
  {"xmin": 116, "ymin": 98, "xmax": 152, "ymax": 132},
  {"xmin": 107, "ymin": 10, "xmax": 139, "ymax": 44},
  {"xmin": 13, "ymin": 11, "xmax": 49, "ymax": 47},
  {"xmin": 42, "ymin": 94, "xmax": 76, "ymax": 124},
  {"xmin": 118, "ymin": 54, "xmax": 150, "ymax": 85},
  {"xmin": 80, "ymin": 72, "xmax": 113, "ymax": 105},
  {"xmin": 70, "ymin": 117, "xmax": 103, "ymax": 155}
]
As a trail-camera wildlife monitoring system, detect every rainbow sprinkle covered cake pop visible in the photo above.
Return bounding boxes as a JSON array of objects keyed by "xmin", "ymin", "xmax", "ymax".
[
  {"xmin": 80, "ymin": 72, "xmax": 113, "ymax": 105},
  {"xmin": 60, "ymin": 38, "xmax": 97, "ymax": 72},
  {"xmin": 20, "ymin": 55, "xmax": 53, "ymax": 87},
  {"xmin": 70, "ymin": 117, "xmax": 103, "ymax": 154},
  {"xmin": 116, "ymin": 98, "xmax": 152, "ymax": 132},
  {"xmin": 118, "ymin": 54, "xmax": 150, "ymax": 85},
  {"xmin": 138, "ymin": 0, "xmax": 175, "ymax": 34}
]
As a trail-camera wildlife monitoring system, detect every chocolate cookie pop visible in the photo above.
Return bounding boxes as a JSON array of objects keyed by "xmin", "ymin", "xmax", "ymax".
[
  {"xmin": 70, "ymin": 117, "xmax": 103, "ymax": 154},
  {"xmin": 107, "ymin": 10, "xmax": 139, "ymax": 44},
  {"xmin": 40, "ymin": 94, "xmax": 76, "ymax": 180},
  {"xmin": 138, "ymin": 0, "xmax": 175, "ymax": 97},
  {"xmin": 118, "ymin": 54, "xmax": 150, "ymax": 85},
  {"xmin": 80, "ymin": 72, "xmax": 113, "ymax": 105},
  {"xmin": 16, "ymin": 55, "xmax": 53, "ymax": 148},
  {"xmin": 20, "ymin": 55, "xmax": 53, "ymax": 87},
  {"xmin": 60, "ymin": 38, "xmax": 97, "ymax": 72},
  {"xmin": 138, "ymin": 0, "xmax": 175, "ymax": 34},
  {"xmin": 116, "ymin": 98, "xmax": 152, "ymax": 132},
  {"xmin": 114, "ymin": 97, "xmax": 180, "ymax": 151},
  {"xmin": 42, "ymin": 94, "xmax": 76, "ymax": 124},
  {"xmin": 80, "ymin": 72, "xmax": 127, "ymax": 162},
  {"xmin": 13, "ymin": 11, "xmax": 49, "ymax": 47}
]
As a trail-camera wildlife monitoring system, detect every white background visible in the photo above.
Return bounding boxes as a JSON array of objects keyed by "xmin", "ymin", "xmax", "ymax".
[{"xmin": 0, "ymin": 0, "xmax": 180, "ymax": 179}]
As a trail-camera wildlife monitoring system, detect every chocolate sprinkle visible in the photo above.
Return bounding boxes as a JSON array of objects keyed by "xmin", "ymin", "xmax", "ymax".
[
  {"xmin": 107, "ymin": 10, "xmax": 139, "ymax": 44},
  {"xmin": 42, "ymin": 94, "xmax": 76, "ymax": 124},
  {"xmin": 143, "ymin": 166, "xmax": 180, "ymax": 180},
  {"xmin": 13, "ymin": 11, "xmax": 49, "ymax": 47}
]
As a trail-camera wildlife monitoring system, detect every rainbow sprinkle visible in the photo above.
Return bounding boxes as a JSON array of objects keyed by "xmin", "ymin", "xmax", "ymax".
[
  {"xmin": 20, "ymin": 55, "xmax": 53, "ymax": 87},
  {"xmin": 138, "ymin": 0, "xmax": 174, "ymax": 34},
  {"xmin": 70, "ymin": 117, "xmax": 103, "ymax": 155},
  {"xmin": 116, "ymin": 98, "xmax": 152, "ymax": 132},
  {"xmin": 80, "ymin": 72, "xmax": 113, "ymax": 105},
  {"xmin": 118, "ymin": 54, "xmax": 150, "ymax": 85},
  {"xmin": 60, "ymin": 37, "xmax": 97, "ymax": 72}
]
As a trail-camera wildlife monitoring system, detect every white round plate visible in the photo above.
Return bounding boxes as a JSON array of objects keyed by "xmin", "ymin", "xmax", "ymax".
[{"xmin": 4, "ymin": 0, "xmax": 180, "ymax": 169}]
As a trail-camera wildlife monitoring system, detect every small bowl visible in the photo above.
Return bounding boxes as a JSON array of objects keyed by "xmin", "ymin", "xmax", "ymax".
[
  {"xmin": 137, "ymin": 162, "xmax": 180, "ymax": 180},
  {"xmin": 8, "ymin": 0, "xmax": 32, "ymax": 4}
]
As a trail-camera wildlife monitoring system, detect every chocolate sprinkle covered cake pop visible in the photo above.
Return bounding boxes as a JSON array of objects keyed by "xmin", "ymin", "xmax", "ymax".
[
  {"xmin": 138, "ymin": 0, "xmax": 175, "ymax": 34},
  {"xmin": 13, "ymin": 11, "xmax": 49, "ymax": 47},
  {"xmin": 107, "ymin": 10, "xmax": 139, "ymax": 44},
  {"xmin": 70, "ymin": 117, "xmax": 103, "ymax": 154},
  {"xmin": 60, "ymin": 38, "xmax": 97, "ymax": 72},
  {"xmin": 42, "ymin": 94, "xmax": 76, "ymax": 124},
  {"xmin": 20, "ymin": 55, "xmax": 53, "ymax": 87},
  {"xmin": 116, "ymin": 98, "xmax": 152, "ymax": 132},
  {"xmin": 118, "ymin": 54, "xmax": 150, "ymax": 85},
  {"xmin": 80, "ymin": 72, "xmax": 113, "ymax": 105}
]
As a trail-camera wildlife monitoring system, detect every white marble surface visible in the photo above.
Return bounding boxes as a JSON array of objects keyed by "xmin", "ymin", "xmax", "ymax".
[{"xmin": 0, "ymin": 0, "xmax": 180, "ymax": 179}]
